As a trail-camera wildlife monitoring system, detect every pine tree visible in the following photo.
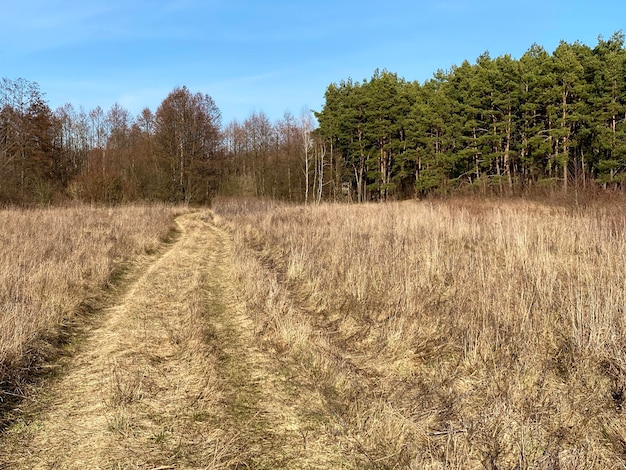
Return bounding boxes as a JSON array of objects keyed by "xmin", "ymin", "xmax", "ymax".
[{"xmin": 592, "ymin": 31, "xmax": 626, "ymax": 188}]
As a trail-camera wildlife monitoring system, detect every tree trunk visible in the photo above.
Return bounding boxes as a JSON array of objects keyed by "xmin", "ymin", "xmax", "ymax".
[
  {"xmin": 562, "ymin": 89, "xmax": 569, "ymax": 194},
  {"xmin": 505, "ymin": 107, "xmax": 513, "ymax": 191}
]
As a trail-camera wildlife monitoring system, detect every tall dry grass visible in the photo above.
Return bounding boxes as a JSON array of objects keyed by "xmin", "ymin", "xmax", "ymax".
[
  {"xmin": 0, "ymin": 204, "xmax": 181, "ymax": 396},
  {"xmin": 214, "ymin": 196, "xmax": 626, "ymax": 469}
]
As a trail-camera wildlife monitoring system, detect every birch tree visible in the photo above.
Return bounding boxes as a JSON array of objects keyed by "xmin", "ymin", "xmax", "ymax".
[{"xmin": 300, "ymin": 108, "xmax": 314, "ymax": 204}]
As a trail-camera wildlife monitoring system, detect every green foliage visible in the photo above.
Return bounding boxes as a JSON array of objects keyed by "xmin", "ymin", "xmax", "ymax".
[{"xmin": 316, "ymin": 31, "xmax": 626, "ymax": 197}]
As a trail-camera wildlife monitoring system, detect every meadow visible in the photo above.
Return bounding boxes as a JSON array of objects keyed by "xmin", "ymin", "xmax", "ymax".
[
  {"xmin": 2, "ymin": 197, "xmax": 626, "ymax": 468},
  {"xmin": 213, "ymin": 196, "xmax": 626, "ymax": 469},
  {"xmin": 0, "ymin": 204, "xmax": 180, "ymax": 403}
]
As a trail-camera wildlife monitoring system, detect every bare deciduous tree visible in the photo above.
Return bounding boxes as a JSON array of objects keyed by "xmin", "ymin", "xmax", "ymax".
[
  {"xmin": 155, "ymin": 86, "xmax": 222, "ymax": 203},
  {"xmin": 300, "ymin": 109, "xmax": 314, "ymax": 204}
]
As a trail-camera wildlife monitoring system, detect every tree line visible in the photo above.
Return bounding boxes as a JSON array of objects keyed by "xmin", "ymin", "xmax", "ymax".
[
  {"xmin": 3, "ymin": 32, "xmax": 626, "ymax": 205},
  {"xmin": 315, "ymin": 31, "xmax": 626, "ymax": 200},
  {"xmin": 0, "ymin": 81, "xmax": 222, "ymax": 204},
  {"xmin": 0, "ymin": 78, "xmax": 322, "ymax": 205}
]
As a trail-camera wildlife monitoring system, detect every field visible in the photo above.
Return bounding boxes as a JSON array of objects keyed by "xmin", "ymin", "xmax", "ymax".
[
  {"xmin": 0, "ymin": 204, "xmax": 181, "ymax": 399},
  {"xmin": 1, "ymin": 197, "xmax": 626, "ymax": 468},
  {"xmin": 213, "ymin": 196, "xmax": 626, "ymax": 468}
]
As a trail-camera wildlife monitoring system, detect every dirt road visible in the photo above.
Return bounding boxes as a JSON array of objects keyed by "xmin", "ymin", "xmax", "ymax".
[{"xmin": 0, "ymin": 212, "xmax": 345, "ymax": 469}]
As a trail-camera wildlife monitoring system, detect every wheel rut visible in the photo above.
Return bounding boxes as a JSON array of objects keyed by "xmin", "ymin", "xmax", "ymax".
[{"xmin": 0, "ymin": 212, "xmax": 345, "ymax": 469}]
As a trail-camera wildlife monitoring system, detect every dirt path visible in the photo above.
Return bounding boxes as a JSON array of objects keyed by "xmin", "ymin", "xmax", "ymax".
[{"xmin": 0, "ymin": 212, "xmax": 345, "ymax": 469}]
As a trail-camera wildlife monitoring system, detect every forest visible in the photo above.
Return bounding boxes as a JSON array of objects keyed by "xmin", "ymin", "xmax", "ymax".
[{"xmin": 2, "ymin": 31, "xmax": 626, "ymax": 205}]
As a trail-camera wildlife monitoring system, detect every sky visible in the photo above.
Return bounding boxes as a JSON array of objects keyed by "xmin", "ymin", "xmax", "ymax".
[{"xmin": 2, "ymin": 1, "xmax": 625, "ymax": 125}]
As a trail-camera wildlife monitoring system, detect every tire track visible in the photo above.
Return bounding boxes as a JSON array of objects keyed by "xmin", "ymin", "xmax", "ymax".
[{"xmin": 0, "ymin": 212, "xmax": 346, "ymax": 469}]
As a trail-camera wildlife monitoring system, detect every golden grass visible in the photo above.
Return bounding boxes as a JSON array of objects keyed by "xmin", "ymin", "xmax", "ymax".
[
  {"xmin": 0, "ymin": 212, "xmax": 243, "ymax": 468},
  {"xmin": 0, "ymin": 204, "xmax": 181, "ymax": 396},
  {"xmin": 214, "ymin": 196, "xmax": 626, "ymax": 469}
]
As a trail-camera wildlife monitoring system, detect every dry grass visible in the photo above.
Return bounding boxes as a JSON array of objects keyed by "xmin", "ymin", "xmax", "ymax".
[
  {"xmin": 0, "ymin": 204, "xmax": 181, "ymax": 399},
  {"xmin": 0, "ymin": 211, "xmax": 243, "ymax": 469},
  {"xmin": 214, "ymin": 196, "xmax": 626, "ymax": 469}
]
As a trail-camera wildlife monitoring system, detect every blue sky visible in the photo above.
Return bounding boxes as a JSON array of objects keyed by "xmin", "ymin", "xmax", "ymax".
[{"xmin": 2, "ymin": 1, "xmax": 624, "ymax": 125}]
